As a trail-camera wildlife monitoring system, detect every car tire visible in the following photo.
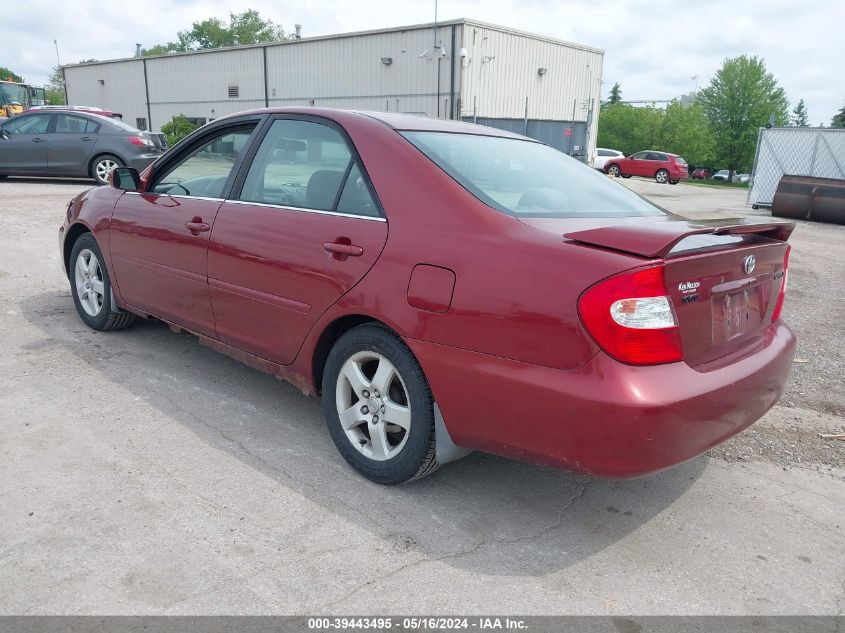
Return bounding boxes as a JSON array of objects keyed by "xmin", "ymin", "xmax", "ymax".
[
  {"xmin": 621, "ymin": 174, "xmax": 631, "ymax": 179},
  {"xmin": 90, "ymin": 154, "xmax": 123, "ymax": 186},
  {"xmin": 669, "ymin": 180, "xmax": 679, "ymax": 185},
  {"xmin": 655, "ymin": 169, "xmax": 669, "ymax": 184},
  {"xmin": 69, "ymin": 233, "xmax": 136, "ymax": 331},
  {"xmin": 322, "ymin": 323, "xmax": 439, "ymax": 485},
  {"xmin": 607, "ymin": 164, "xmax": 620, "ymax": 177}
]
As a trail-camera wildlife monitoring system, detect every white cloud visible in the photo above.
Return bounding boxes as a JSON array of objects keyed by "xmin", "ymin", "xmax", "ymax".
[{"xmin": 3, "ymin": 0, "xmax": 841, "ymax": 124}]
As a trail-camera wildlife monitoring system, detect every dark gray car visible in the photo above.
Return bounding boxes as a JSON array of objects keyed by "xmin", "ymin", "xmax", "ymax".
[{"xmin": 0, "ymin": 111, "xmax": 163, "ymax": 184}]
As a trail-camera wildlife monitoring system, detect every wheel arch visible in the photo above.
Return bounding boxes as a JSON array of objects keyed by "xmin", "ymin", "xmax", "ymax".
[
  {"xmin": 63, "ymin": 222, "xmax": 94, "ymax": 277},
  {"xmin": 311, "ymin": 314, "xmax": 394, "ymax": 395},
  {"xmin": 88, "ymin": 152, "xmax": 126, "ymax": 176}
]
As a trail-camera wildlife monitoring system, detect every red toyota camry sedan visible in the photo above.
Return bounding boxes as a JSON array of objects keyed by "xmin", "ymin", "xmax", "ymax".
[{"xmin": 59, "ymin": 108, "xmax": 795, "ymax": 484}]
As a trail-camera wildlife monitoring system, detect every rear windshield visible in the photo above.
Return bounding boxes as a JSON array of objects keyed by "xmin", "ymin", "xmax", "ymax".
[{"xmin": 402, "ymin": 131, "xmax": 665, "ymax": 218}]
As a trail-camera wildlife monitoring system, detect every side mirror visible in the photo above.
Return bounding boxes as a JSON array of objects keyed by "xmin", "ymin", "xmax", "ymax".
[
  {"xmin": 110, "ymin": 166, "xmax": 141, "ymax": 191},
  {"xmin": 0, "ymin": 129, "xmax": 9, "ymax": 140}
]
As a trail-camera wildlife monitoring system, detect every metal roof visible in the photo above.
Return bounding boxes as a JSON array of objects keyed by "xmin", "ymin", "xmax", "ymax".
[{"xmin": 61, "ymin": 18, "xmax": 603, "ymax": 69}]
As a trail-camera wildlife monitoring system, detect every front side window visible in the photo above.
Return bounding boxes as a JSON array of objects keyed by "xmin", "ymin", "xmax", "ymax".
[
  {"xmin": 152, "ymin": 126, "xmax": 255, "ymax": 198},
  {"xmin": 3, "ymin": 114, "xmax": 50, "ymax": 135},
  {"xmin": 631, "ymin": 151, "xmax": 648, "ymax": 160},
  {"xmin": 402, "ymin": 132, "xmax": 665, "ymax": 218},
  {"xmin": 240, "ymin": 119, "xmax": 357, "ymax": 212}
]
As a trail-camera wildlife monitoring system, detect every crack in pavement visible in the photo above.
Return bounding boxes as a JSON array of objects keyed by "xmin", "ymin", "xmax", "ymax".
[{"xmin": 320, "ymin": 479, "xmax": 592, "ymax": 612}]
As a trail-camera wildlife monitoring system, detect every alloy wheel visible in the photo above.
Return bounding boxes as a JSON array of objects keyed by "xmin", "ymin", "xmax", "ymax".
[
  {"xmin": 74, "ymin": 248, "xmax": 105, "ymax": 316},
  {"xmin": 95, "ymin": 159, "xmax": 118, "ymax": 183},
  {"xmin": 335, "ymin": 350, "xmax": 412, "ymax": 461}
]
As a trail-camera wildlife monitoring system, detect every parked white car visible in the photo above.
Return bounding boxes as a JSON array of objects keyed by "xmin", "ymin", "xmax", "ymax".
[
  {"xmin": 593, "ymin": 148, "xmax": 625, "ymax": 171},
  {"xmin": 713, "ymin": 170, "xmax": 750, "ymax": 184}
]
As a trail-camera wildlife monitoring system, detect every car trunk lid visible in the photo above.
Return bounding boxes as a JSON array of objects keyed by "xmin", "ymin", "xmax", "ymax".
[{"xmin": 561, "ymin": 218, "xmax": 795, "ymax": 367}]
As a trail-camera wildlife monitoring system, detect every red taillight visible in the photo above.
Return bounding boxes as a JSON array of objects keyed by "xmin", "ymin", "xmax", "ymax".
[
  {"xmin": 578, "ymin": 265, "xmax": 683, "ymax": 365},
  {"xmin": 126, "ymin": 135, "xmax": 153, "ymax": 147},
  {"xmin": 771, "ymin": 245, "xmax": 791, "ymax": 322}
]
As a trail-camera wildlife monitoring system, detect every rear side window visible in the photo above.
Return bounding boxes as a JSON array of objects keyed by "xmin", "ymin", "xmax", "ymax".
[
  {"xmin": 240, "ymin": 118, "xmax": 378, "ymax": 217},
  {"xmin": 402, "ymin": 131, "xmax": 665, "ymax": 218},
  {"xmin": 55, "ymin": 114, "xmax": 100, "ymax": 134},
  {"xmin": 674, "ymin": 155, "xmax": 687, "ymax": 164},
  {"xmin": 597, "ymin": 149, "xmax": 613, "ymax": 157}
]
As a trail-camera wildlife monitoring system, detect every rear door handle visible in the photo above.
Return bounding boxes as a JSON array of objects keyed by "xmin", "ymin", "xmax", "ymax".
[
  {"xmin": 80, "ymin": 136, "xmax": 94, "ymax": 141},
  {"xmin": 185, "ymin": 220, "xmax": 211, "ymax": 233},
  {"xmin": 31, "ymin": 137, "xmax": 46, "ymax": 143},
  {"xmin": 323, "ymin": 242, "xmax": 363, "ymax": 257}
]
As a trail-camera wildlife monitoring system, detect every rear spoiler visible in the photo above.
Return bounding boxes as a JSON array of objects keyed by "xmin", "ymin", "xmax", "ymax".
[{"xmin": 563, "ymin": 219, "xmax": 795, "ymax": 259}]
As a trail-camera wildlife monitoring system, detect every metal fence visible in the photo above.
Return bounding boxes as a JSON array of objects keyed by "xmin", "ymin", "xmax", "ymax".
[{"xmin": 748, "ymin": 127, "xmax": 845, "ymax": 207}]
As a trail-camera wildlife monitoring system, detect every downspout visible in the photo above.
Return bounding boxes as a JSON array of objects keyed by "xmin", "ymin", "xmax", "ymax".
[
  {"xmin": 142, "ymin": 58, "xmax": 152, "ymax": 131},
  {"xmin": 263, "ymin": 47, "xmax": 269, "ymax": 108},
  {"xmin": 449, "ymin": 25, "xmax": 456, "ymax": 120}
]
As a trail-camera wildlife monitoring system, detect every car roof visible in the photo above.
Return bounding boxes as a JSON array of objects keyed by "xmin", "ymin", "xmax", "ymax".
[{"xmin": 218, "ymin": 107, "xmax": 530, "ymax": 140}]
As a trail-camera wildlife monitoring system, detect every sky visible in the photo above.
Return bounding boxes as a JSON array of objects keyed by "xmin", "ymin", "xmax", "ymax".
[{"xmin": 3, "ymin": 0, "xmax": 842, "ymax": 124}]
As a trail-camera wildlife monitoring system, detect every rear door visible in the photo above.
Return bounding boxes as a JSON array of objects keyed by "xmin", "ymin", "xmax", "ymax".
[
  {"xmin": 48, "ymin": 113, "xmax": 100, "ymax": 174},
  {"xmin": 208, "ymin": 115, "xmax": 388, "ymax": 365},
  {"xmin": 0, "ymin": 113, "xmax": 51, "ymax": 172},
  {"xmin": 109, "ymin": 119, "xmax": 261, "ymax": 335}
]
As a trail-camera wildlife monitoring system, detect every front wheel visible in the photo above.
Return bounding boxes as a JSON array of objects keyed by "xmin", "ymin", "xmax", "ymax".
[
  {"xmin": 90, "ymin": 154, "xmax": 123, "ymax": 186},
  {"xmin": 655, "ymin": 169, "xmax": 669, "ymax": 184},
  {"xmin": 606, "ymin": 164, "xmax": 621, "ymax": 177},
  {"xmin": 70, "ymin": 233, "xmax": 136, "ymax": 331},
  {"xmin": 669, "ymin": 179, "xmax": 679, "ymax": 185},
  {"xmin": 322, "ymin": 324, "xmax": 438, "ymax": 485}
]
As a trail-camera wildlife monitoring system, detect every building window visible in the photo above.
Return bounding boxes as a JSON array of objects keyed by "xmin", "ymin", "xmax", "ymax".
[
  {"xmin": 228, "ymin": 86, "xmax": 239, "ymax": 99},
  {"xmin": 184, "ymin": 117, "xmax": 207, "ymax": 127},
  {"xmin": 136, "ymin": 118, "xmax": 147, "ymax": 131}
]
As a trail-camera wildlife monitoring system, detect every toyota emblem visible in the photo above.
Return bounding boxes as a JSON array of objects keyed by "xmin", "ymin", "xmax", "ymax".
[{"xmin": 743, "ymin": 255, "xmax": 756, "ymax": 274}]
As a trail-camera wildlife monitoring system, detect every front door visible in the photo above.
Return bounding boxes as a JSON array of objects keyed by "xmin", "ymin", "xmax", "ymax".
[
  {"xmin": 48, "ymin": 113, "xmax": 100, "ymax": 173},
  {"xmin": 109, "ymin": 122, "xmax": 259, "ymax": 335},
  {"xmin": 208, "ymin": 116, "xmax": 388, "ymax": 365},
  {"xmin": 628, "ymin": 151, "xmax": 650, "ymax": 177},
  {"xmin": 0, "ymin": 113, "xmax": 51, "ymax": 172}
]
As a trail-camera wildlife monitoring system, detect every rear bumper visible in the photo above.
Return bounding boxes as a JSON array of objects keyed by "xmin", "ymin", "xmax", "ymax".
[
  {"xmin": 407, "ymin": 322, "xmax": 795, "ymax": 477},
  {"xmin": 124, "ymin": 154, "xmax": 160, "ymax": 172}
]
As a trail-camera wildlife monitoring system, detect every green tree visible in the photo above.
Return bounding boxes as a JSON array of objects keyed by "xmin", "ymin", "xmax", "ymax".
[
  {"xmin": 160, "ymin": 115, "xmax": 201, "ymax": 146},
  {"xmin": 45, "ymin": 66, "xmax": 66, "ymax": 105},
  {"xmin": 607, "ymin": 82, "xmax": 622, "ymax": 106},
  {"xmin": 791, "ymin": 98, "xmax": 809, "ymax": 127},
  {"xmin": 143, "ymin": 9, "xmax": 292, "ymax": 55},
  {"xmin": 0, "ymin": 67, "xmax": 24, "ymax": 83},
  {"xmin": 597, "ymin": 103, "xmax": 662, "ymax": 156},
  {"xmin": 698, "ymin": 55, "xmax": 789, "ymax": 179},
  {"xmin": 658, "ymin": 100, "xmax": 716, "ymax": 166},
  {"xmin": 832, "ymin": 103, "xmax": 845, "ymax": 128}
]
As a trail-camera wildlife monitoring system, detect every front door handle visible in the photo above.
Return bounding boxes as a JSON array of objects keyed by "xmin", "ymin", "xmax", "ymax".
[
  {"xmin": 185, "ymin": 218, "xmax": 210, "ymax": 233},
  {"xmin": 80, "ymin": 136, "xmax": 94, "ymax": 141},
  {"xmin": 31, "ymin": 137, "xmax": 46, "ymax": 143},
  {"xmin": 323, "ymin": 241, "xmax": 364, "ymax": 258}
]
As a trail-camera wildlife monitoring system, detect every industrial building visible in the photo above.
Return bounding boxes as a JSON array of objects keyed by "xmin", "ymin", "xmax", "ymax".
[{"xmin": 62, "ymin": 19, "xmax": 603, "ymax": 161}]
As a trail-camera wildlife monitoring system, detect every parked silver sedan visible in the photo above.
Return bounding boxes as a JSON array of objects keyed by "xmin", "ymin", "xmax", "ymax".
[{"xmin": 0, "ymin": 111, "xmax": 163, "ymax": 184}]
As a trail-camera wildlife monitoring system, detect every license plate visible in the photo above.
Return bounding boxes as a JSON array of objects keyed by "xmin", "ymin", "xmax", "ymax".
[{"xmin": 712, "ymin": 288, "xmax": 760, "ymax": 342}]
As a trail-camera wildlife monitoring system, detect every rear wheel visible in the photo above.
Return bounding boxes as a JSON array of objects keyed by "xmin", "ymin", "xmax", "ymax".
[
  {"xmin": 669, "ymin": 179, "xmax": 679, "ymax": 185},
  {"xmin": 69, "ymin": 233, "xmax": 136, "ymax": 331},
  {"xmin": 90, "ymin": 154, "xmax": 123, "ymax": 186},
  {"xmin": 621, "ymin": 174, "xmax": 631, "ymax": 179},
  {"xmin": 607, "ymin": 164, "xmax": 620, "ymax": 177},
  {"xmin": 655, "ymin": 169, "xmax": 669, "ymax": 184},
  {"xmin": 322, "ymin": 324, "xmax": 438, "ymax": 485}
]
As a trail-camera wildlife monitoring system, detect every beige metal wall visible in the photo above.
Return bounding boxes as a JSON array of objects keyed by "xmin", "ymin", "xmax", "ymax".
[
  {"xmin": 265, "ymin": 25, "xmax": 461, "ymax": 117},
  {"xmin": 64, "ymin": 19, "xmax": 601, "ymax": 159},
  {"xmin": 145, "ymin": 48, "xmax": 266, "ymax": 125},
  {"xmin": 459, "ymin": 22, "xmax": 603, "ymax": 158},
  {"xmin": 63, "ymin": 60, "xmax": 147, "ymax": 128}
]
